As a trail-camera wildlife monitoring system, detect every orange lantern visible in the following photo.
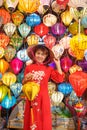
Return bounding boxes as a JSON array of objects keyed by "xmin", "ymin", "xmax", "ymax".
[
  {"xmin": 0, "ymin": 59, "xmax": 9, "ymax": 74},
  {"xmin": 69, "ymin": 71, "xmax": 87, "ymax": 97},
  {"xmin": 0, "ymin": 33, "xmax": 10, "ymax": 48},
  {"xmin": 0, "ymin": 8, "xmax": 11, "ymax": 24}
]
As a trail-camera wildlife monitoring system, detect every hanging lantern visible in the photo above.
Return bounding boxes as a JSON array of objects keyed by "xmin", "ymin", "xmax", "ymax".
[
  {"xmin": 68, "ymin": 0, "xmax": 87, "ymax": 8},
  {"xmin": 84, "ymin": 49, "xmax": 87, "ymax": 60},
  {"xmin": 51, "ymin": 91, "xmax": 64, "ymax": 106},
  {"xmin": 51, "ymin": 1, "xmax": 60, "ymax": 13},
  {"xmin": 0, "ymin": 16, "xmax": 3, "ymax": 27},
  {"xmin": 10, "ymin": 83, "xmax": 23, "ymax": 97},
  {"xmin": 26, "ymin": 13, "xmax": 41, "ymax": 27},
  {"xmin": 37, "ymin": 4, "xmax": 49, "ymax": 15},
  {"xmin": 40, "ymin": 0, "xmax": 51, "ymax": 6},
  {"xmin": 48, "ymin": 81, "xmax": 56, "ymax": 96},
  {"xmin": 34, "ymin": 23, "xmax": 49, "ymax": 37},
  {"xmin": 0, "ymin": 0, "xmax": 3, "ymax": 7},
  {"xmin": 0, "ymin": 47, "xmax": 4, "ymax": 58},
  {"xmin": 10, "ymin": 58, "xmax": 24, "ymax": 75},
  {"xmin": 1, "ymin": 95, "xmax": 16, "ymax": 109},
  {"xmin": 18, "ymin": 23, "xmax": 31, "ymax": 38},
  {"xmin": 17, "ymin": 71, "xmax": 24, "ymax": 83},
  {"xmin": 60, "ymin": 56, "xmax": 73, "ymax": 73},
  {"xmin": 4, "ymin": 0, "xmax": 18, "ymax": 12},
  {"xmin": 10, "ymin": 33, "xmax": 23, "ymax": 50},
  {"xmin": 58, "ymin": 82, "xmax": 73, "ymax": 95},
  {"xmin": 61, "ymin": 10, "xmax": 73, "ymax": 26},
  {"xmin": 43, "ymin": 34, "xmax": 56, "ymax": 49},
  {"xmin": 2, "ymin": 72, "xmax": 16, "ymax": 86},
  {"xmin": 43, "ymin": 13, "xmax": 57, "ymax": 27},
  {"xmin": 22, "ymin": 82, "xmax": 40, "ymax": 101},
  {"xmin": 56, "ymin": 0, "xmax": 69, "ymax": 8},
  {"xmin": 69, "ymin": 64, "xmax": 82, "ymax": 74},
  {"xmin": 3, "ymin": 22, "xmax": 16, "ymax": 37},
  {"xmin": 74, "ymin": 102, "xmax": 84, "ymax": 117},
  {"xmin": 4, "ymin": 45, "xmax": 16, "ymax": 62},
  {"xmin": 18, "ymin": 0, "xmax": 40, "ymax": 13},
  {"xmin": 51, "ymin": 22, "xmax": 66, "ymax": 35},
  {"xmin": 52, "ymin": 44, "xmax": 64, "ymax": 59},
  {"xmin": 0, "ymin": 8, "xmax": 11, "ymax": 24},
  {"xmin": 70, "ymin": 33, "xmax": 87, "ymax": 60},
  {"xmin": 0, "ymin": 59, "xmax": 9, "ymax": 74},
  {"xmin": 78, "ymin": 60, "xmax": 87, "ymax": 72},
  {"xmin": 26, "ymin": 34, "xmax": 40, "ymax": 46},
  {"xmin": 81, "ymin": 16, "xmax": 87, "ymax": 28},
  {"xmin": 0, "ymin": 33, "xmax": 10, "ymax": 48},
  {"xmin": 0, "ymin": 85, "xmax": 10, "ymax": 102},
  {"xmin": 17, "ymin": 49, "xmax": 30, "ymax": 62},
  {"xmin": 69, "ymin": 71, "xmax": 87, "ymax": 97},
  {"xmin": 59, "ymin": 36, "xmax": 71, "ymax": 49},
  {"xmin": 12, "ymin": 10, "xmax": 24, "ymax": 26}
]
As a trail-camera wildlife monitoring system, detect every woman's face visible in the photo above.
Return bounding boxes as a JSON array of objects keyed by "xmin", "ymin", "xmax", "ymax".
[{"xmin": 35, "ymin": 49, "xmax": 48, "ymax": 63}]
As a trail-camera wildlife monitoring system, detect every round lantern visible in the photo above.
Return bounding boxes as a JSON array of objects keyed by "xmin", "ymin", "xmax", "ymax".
[
  {"xmin": 51, "ymin": 91, "xmax": 64, "ymax": 106},
  {"xmin": 12, "ymin": 10, "xmax": 24, "ymax": 26},
  {"xmin": 78, "ymin": 60, "xmax": 87, "ymax": 72},
  {"xmin": 0, "ymin": 85, "xmax": 9, "ymax": 102},
  {"xmin": 43, "ymin": 34, "xmax": 56, "ymax": 49},
  {"xmin": 48, "ymin": 81, "xmax": 56, "ymax": 96},
  {"xmin": 26, "ymin": 34, "xmax": 40, "ymax": 46},
  {"xmin": 10, "ymin": 58, "xmax": 24, "ymax": 75},
  {"xmin": 10, "ymin": 33, "xmax": 23, "ymax": 50},
  {"xmin": 2, "ymin": 72, "xmax": 16, "ymax": 86},
  {"xmin": 58, "ymin": 82, "xmax": 73, "ymax": 95},
  {"xmin": 51, "ymin": 23, "xmax": 66, "ymax": 35},
  {"xmin": 56, "ymin": 0, "xmax": 69, "ymax": 8},
  {"xmin": 3, "ymin": 22, "xmax": 16, "ymax": 37},
  {"xmin": 18, "ymin": 23, "xmax": 31, "ymax": 38},
  {"xmin": 18, "ymin": 0, "xmax": 40, "ymax": 13},
  {"xmin": 69, "ymin": 64, "xmax": 82, "ymax": 74},
  {"xmin": 0, "ymin": 47, "xmax": 4, "ymax": 58},
  {"xmin": 51, "ymin": 1, "xmax": 60, "ymax": 13},
  {"xmin": 60, "ymin": 56, "xmax": 72, "ymax": 73},
  {"xmin": 0, "ymin": 8, "xmax": 11, "ymax": 24},
  {"xmin": 43, "ymin": 13, "xmax": 57, "ymax": 27},
  {"xmin": 4, "ymin": 45, "xmax": 16, "ymax": 62},
  {"xmin": 0, "ymin": 33, "xmax": 10, "ymax": 48},
  {"xmin": 34, "ymin": 23, "xmax": 49, "ymax": 37},
  {"xmin": 10, "ymin": 83, "xmax": 23, "ymax": 97},
  {"xmin": 61, "ymin": 10, "xmax": 73, "ymax": 26},
  {"xmin": 69, "ymin": 71, "xmax": 87, "ymax": 97},
  {"xmin": 52, "ymin": 44, "xmax": 64, "ymax": 59},
  {"xmin": 0, "ymin": 59, "xmax": 9, "ymax": 74},
  {"xmin": 17, "ymin": 49, "xmax": 30, "ymax": 62},
  {"xmin": 1, "ymin": 95, "xmax": 16, "ymax": 109},
  {"xmin": 26, "ymin": 13, "xmax": 41, "ymax": 27},
  {"xmin": 70, "ymin": 33, "xmax": 87, "ymax": 60}
]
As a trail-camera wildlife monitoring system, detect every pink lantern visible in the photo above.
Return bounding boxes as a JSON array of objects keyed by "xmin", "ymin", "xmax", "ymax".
[
  {"xmin": 61, "ymin": 56, "xmax": 72, "ymax": 73},
  {"xmin": 10, "ymin": 58, "xmax": 23, "ymax": 75},
  {"xmin": 40, "ymin": 0, "xmax": 51, "ymax": 5},
  {"xmin": 51, "ymin": 22, "xmax": 66, "ymax": 35},
  {"xmin": 43, "ymin": 34, "xmax": 56, "ymax": 49}
]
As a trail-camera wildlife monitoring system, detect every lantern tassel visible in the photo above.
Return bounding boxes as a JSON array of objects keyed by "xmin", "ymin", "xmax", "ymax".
[{"xmin": 31, "ymin": 106, "xmax": 34, "ymax": 124}]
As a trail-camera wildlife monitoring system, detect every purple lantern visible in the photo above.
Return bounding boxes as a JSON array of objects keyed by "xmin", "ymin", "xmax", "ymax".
[{"xmin": 78, "ymin": 60, "xmax": 87, "ymax": 72}]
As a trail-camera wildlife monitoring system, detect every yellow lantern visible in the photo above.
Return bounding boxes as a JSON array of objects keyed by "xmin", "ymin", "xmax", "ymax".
[
  {"xmin": 0, "ymin": 59, "xmax": 9, "ymax": 74},
  {"xmin": 0, "ymin": 47, "xmax": 4, "ymax": 58},
  {"xmin": 70, "ymin": 33, "xmax": 87, "ymax": 59},
  {"xmin": 2, "ymin": 72, "xmax": 16, "ymax": 86},
  {"xmin": 0, "ymin": 85, "xmax": 10, "ymax": 102},
  {"xmin": 61, "ymin": 10, "xmax": 73, "ymax": 26},
  {"xmin": 18, "ymin": 0, "xmax": 40, "ymax": 13},
  {"xmin": 27, "ymin": 34, "xmax": 39, "ymax": 46}
]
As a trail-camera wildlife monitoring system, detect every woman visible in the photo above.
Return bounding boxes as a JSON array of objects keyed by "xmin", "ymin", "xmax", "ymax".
[{"xmin": 22, "ymin": 45, "xmax": 65, "ymax": 130}]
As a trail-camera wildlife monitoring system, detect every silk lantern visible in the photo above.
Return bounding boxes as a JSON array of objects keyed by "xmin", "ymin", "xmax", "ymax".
[
  {"xmin": 78, "ymin": 60, "xmax": 87, "ymax": 72},
  {"xmin": 26, "ymin": 13, "xmax": 41, "ymax": 27},
  {"xmin": 81, "ymin": 16, "xmax": 87, "ymax": 28},
  {"xmin": 12, "ymin": 10, "xmax": 24, "ymax": 26},
  {"xmin": 0, "ymin": 33, "xmax": 10, "ymax": 48},
  {"xmin": 48, "ymin": 81, "xmax": 56, "ymax": 96},
  {"xmin": 0, "ymin": 16, "xmax": 3, "ymax": 27},
  {"xmin": 10, "ymin": 58, "xmax": 24, "ymax": 75},
  {"xmin": 69, "ymin": 64, "xmax": 82, "ymax": 74},
  {"xmin": 0, "ymin": 8, "xmax": 11, "ymax": 24},
  {"xmin": 40, "ymin": 0, "xmax": 51, "ymax": 5},
  {"xmin": 0, "ymin": 59, "xmax": 9, "ymax": 74},
  {"xmin": 17, "ymin": 71, "xmax": 24, "ymax": 83},
  {"xmin": 34, "ymin": 23, "xmax": 49, "ymax": 37},
  {"xmin": 2, "ymin": 72, "xmax": 16, "ymax": 86},
  {"xmin": 84, "ymin": 49, "xmax": 87, "ymax": 60},
  {"xmin": 56, "ymin": 0, "xmax": 69, "ymax": 8},
  {"xmin": 4, "ymin": 45, "xmax": 16, "ymax": 62},
  {"xmin": 58, "ymin": 82, "xmax": 73, "ymax": 95},
  {"xmin": 10, "ymin": 83, "xmax": 23, "ymax": 97},
  {"xmin": 0, "ymin": 47, "xmax": 4, "ymax": 58},
  {"xmin": 51, "ymin": 22, "xmax": 66, "ymax": 35},
  {"xmin": 60, "ymin": 56, "xmax": 72, "ymax": 73},
  {"xmin": 43, "ymin": 13, "xmax": 57, "ymax": 27},
  {"xmin": 18, "ymin": 0, "xmax": 40, "ymax": 13},
  {"xmin": 0, "ymin": 0, "xmax": 3, "ymax": 6},
  {"xmin": 1, "ymin": 95, "xmax": 16, "ymax": 109},
  {"xmin": 69, "ymin": 71, "xmax": 87, "ymax": 97},
  {"xmin": 43, "ymin": 34, "xmax": 56, "ymax": 49},
  {"xmin": 51, "ymin": 91, "xmax": 64, "ymax": 106},
  {"xmin": 51, "ymin": 1, "xmax": 60, "ymax": 13},
  {"xmin": 3, "ymin": 22, "xmax": 16, "ymax": 37}
]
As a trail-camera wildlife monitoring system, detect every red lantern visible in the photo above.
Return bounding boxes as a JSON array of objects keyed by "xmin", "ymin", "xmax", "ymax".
[
  {"xmin": 69, "ymin": 71, "xmax": 87, "ymax": 97},
  {"xmin": 34, "ymin": 23, "xmax": 49, "ymax": 37},
  {"xmin": 0, "ymin": 33, "xmax": 10, "ymax": 48},
  {"xmin": 56, "ymin": 0, "xmax": 69, "ymax": 8}
]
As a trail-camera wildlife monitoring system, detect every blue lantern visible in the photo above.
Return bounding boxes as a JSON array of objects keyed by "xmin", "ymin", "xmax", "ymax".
[
  {"xmin": 1, "ymin": 95, "xmax": 16, "ymax": 109},
  {"xmin": 57, "ymin": 82, "xmax": 73, "ymax": 95},
  {"xmin": 81, "ymin": 16, "xmax": 87, "ymax": 28},
  {"xmin": 10, "ymin": 83, "xmax": 23, "ymax": 98},
  {"xmin": 26, "ymin": 13, "xmax": 41, "ymax": 27}
]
